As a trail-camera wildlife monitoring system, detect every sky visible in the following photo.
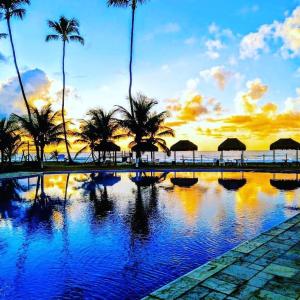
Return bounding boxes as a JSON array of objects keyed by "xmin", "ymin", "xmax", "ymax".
[{"xmin": 1, "ymin": 0, "xmax": 300, "ymax": 151}]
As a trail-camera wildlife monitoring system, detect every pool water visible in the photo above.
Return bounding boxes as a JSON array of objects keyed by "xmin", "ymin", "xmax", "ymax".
[{"xmin": 0, "ymin": 171, "xmax": 299, "ymax": 299}]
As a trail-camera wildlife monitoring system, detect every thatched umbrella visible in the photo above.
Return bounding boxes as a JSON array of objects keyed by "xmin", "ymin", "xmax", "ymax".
[
  {"xmin": 170, "ymin": 177, "xmax": 198, "ymax": 188},
  {"xmin": 94, "ymin": 141, "xmax": 121, "ymax": 164},
  {"xmin": 131, "ymin": 142, "xmax": 158, "ymax": 162},
  {"xmin": 218, "ymin": 178, "xmax": 247, "ymax": 191},
  {"xmin": 170, "ymin": 140, "xmax": 198, "ymax": 163},
  {"xmin": 218, "ymin": 138, "xmax": 246, "ymax": 163},
  {"xmin": 270, "ymin": 138, "xmax": 300, "ymax": 163}
]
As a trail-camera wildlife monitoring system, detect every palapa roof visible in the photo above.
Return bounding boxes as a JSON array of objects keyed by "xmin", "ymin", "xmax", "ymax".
[
  {"xmin": 170, "ymin": 177, "xmax": 198, "ymax": 188},
  {"xmin": 270, "ymin": 138, "xmax": 300, "ymax": 150},
  {"xmin": 270, "ymin": 179, "xmax": 300, "ymax": 191},
  {"xmin": 218, "ymin": 138, "xmax": 246, "ymax": 151},
  {"xmin": 170, "ymin": 140, "xmax": 198, "ymax": 151},
  {"xmin": 94, "ymin": 141, "xmax": 121, "ymax": 152},
  {"xmin": 131, "ymin": 142, "xmax": 158, "ymax": 152},
  {"xmin": 218, "ymin": 178, "xmax": 247, "ymax": 191},
  {"xmin": 130, "ymin": 175, "xmax": 160, "ymax": 187}
]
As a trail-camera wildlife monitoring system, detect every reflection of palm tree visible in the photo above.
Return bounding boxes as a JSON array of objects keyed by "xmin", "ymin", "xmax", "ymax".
[
  {"xmin": 77, "ymin": 173, "xmax": 119, "ymax": 218},
  {"xmin": 46, "ymin": 16, "xmax": 84, "ymax": 163},
  {"xmin": 129, "ymin": 172, "xmax": 167, "ymax": 236}
]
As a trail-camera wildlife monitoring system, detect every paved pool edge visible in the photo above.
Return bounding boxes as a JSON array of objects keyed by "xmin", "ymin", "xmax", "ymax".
[{"xmin": 142, "ymin": 213, "xmax": 300, "ymax": 300}]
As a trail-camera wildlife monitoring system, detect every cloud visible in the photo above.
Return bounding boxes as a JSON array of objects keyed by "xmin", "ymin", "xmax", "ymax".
[
  {"xmin": 274, "ymin": 7, "xmax": 300, "ymax": 58},
  {"xmin": 284, "ymin": 88, "xmax": 300, "ymax": 112},
  {"xmin": 238, "ymin": 4, "xmax": 259, "ymax": 15},
  {"xmin": 236, "ymin": 78, "xmax": 268, "ymax": 113},
  {"xmin": 178, "ymin": 95, "xmax": 208, "ymax": 121},
  {"xmin": 240, "ymin": 24, "xmax": 273, "ymax": 59},
  {"xmin": 184, "ymin": 37, "xmax": 197, "ymax": 46},
  {"xmin": 240, "ymin": 6, "xmax": 300, "ymax": 59},
  {"xmin": 0, "ymin": 69, "xmax": 52, "ymax": 115},
  {"xmin": 200, "ymin": 66, "xmax": 232, "ymax": 90},
  {"xmin": 144, "ymin": 22, "xmax": 181, "ymax": 40},
  {"xmin": 205, "ymin": 39, "xmax": 224, "ymax": 59}
]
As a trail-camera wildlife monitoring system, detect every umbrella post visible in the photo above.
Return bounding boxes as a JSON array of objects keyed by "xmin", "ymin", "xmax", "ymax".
[
  {"xmin": 174, "ymin": 151, "xmax": 176, "ymax": 163},
  {"xmin": 273, "ymin": 150, "xmax": 275, "ymax": 163},
  {"xmin": 241, "ymin": 151, "xmax": 244, "ymax": 164},
  {"xmin": 297, "ymin": 150, "xmax": 299, "ymax": 163},
  {"xmin": 193, "ymin": 150, "xmax": 195, "ymax": 164}
]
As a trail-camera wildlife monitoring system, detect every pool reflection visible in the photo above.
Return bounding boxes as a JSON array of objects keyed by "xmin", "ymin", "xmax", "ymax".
[{"xmin": 0, "ymin": 171, "xmax": 300, "ymax": 299}]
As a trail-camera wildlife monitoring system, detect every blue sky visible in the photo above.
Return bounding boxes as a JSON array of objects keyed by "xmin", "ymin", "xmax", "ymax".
[{"xmin": 1, "ymin": 0, "xmax": 300, "ymax": 149}]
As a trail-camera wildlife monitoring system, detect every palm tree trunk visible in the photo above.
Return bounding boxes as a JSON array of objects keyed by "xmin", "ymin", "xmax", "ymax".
[
  {"xmin": 128, "ymin": 6, "xmax": 136, "ymax": 117},
  {"xmin": 62, "ymin": 41, "xmax": 73, "ymax": 163},
  {"xmin": 40, "ymin": 146, "xmax": 44, "ymax": 169},
  {"xmin": 6, "ymin": 18, "xmax": 40, "ymax": 163},
  {"xmin": 6, "ymin": 18, "xmax": 31, "ymax": 122}
]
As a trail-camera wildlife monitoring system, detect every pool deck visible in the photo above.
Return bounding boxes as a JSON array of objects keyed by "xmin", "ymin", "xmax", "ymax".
[{"xmin": 143, "ymin": 213, "xmax": 300, "ymax": 300}]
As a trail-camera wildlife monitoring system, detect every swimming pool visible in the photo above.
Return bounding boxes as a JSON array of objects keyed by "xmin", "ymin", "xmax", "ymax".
[{"xmin": 0, "ymin": 171, "xmax": 299, "ymax": 299}]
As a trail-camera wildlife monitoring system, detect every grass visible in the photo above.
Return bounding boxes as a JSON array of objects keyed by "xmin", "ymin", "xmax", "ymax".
[{"xmin": 0, "ymin": 161, "xmax": 299, "ymax": 174}]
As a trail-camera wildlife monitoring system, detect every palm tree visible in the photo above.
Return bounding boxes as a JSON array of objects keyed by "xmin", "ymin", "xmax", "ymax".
[
  {"xmin": 117, "ymin": 93, "xmax": 170, "ymax": 165},
  {"xmin": 0, "ymin": 32, "xmax": 7, "ymax": 39},
  {"xmin": 0, "ymin": 115, "xmax": 18, "ymax": 163},
  {"xmin": 13, "ymin": 104, "xmax": 65, "ymax": 169},
  {"xmin": 107, "ymin": 0, "xmax": 148, "ymax": 117},
  {"xmin": 4, "ymin": 133, "xmax": 24, "ymax": 163},
  {"xmin": 73, "ymin": 120, "xmax": 98, "ymax": 162},
  {"xmin": 46, "ymin": 16, "xmax": 84, "ymax": 163},
  {"xmin": 0, "ymin": 0, "xmax": 32, "ymax": 121}
]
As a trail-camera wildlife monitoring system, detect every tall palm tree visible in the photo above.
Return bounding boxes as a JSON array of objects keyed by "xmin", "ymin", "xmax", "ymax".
[
  {"xmin": 117, "ymin": 93, "xmax": 169, "ymax": 165},
  {"xmin": 46, "ymin": 16, "xmax": 84, "ymax": 163},
  {"xmin": 0, "ymin": 0, "xmax": 32, "ymax": 121},
  {"xmin": 13, "ymin": 104, "xmax": 65, "ymax": 169},
  {"xmin": 107, "ymin": 0, "xmax": 148, "ymax": 117}
]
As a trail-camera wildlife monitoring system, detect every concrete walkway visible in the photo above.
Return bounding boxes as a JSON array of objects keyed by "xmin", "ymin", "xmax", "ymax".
[{"xmin": 143, "ymin": 213, "xmax": 300, "ymax": 300}]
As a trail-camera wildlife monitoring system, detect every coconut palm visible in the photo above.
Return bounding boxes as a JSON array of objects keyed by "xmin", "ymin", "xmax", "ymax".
[
  {"xmin": 0, "ymin": 0, "xmax": 32, "ymax": 121},
  {"xmin": 0, "ymin": 116, "xmax": 18, "ymax": 163},
  {"xmin": 4, "ymin": 133, "xmax": 24, "ymax": 162},
  {"xmin": 0, "ymin": 32, "xmax": 7, "ymax": 39},
  {"xmin": 74, "ymin": 120, "xmax": 98, "ymax": 162},
  {"xmin": 87, "ymin": 108, "xmax": 123, "ymax": 162},
  {"xmin": 46, "ymin": 16, "xmax": 84, "ymax": 163},
  {"xmin": 117, "ymin": 93, "xmax": 169, "ymax": 165},
  {"xmin": 107, "ymin": 0, "xmax": 148, "ymax": 117},
  {"xmin": 13, "ymin": 104, "xmax": 65, "ymax": 168}
]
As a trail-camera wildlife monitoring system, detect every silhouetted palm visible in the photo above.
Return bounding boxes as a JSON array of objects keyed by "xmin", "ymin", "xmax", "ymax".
[
  {"xmin": 0, "ymin": 32, "xmax": 7, "ymax": 39},
  {"xmin": 88, "ymin": 108, "xmax": 123, "ymax": 161},
  {"xmin": 4, "ymin": 133, "xmax": 24, "ymax": 162},
  {"xmin": 13, "ymin": 104, "xmax": 65, "ymax": 168},
  {"xmin": 117, "ymin": 93, "xmax": 170, "ymax": 163},
  {"xmin": 0, "ymin": 0, "xmax": 32, "ymax": 121},
  {"xmin": 46, "ymin": 16, "xmax": 84, "ymax": 163},
  {"xmin": 74, "ymin": 120, "xmax": 98, "ymax": 162},
  {"xmin": 107, "ymin": 0, "xmax": 148, "ymax": 117},
  {"xmin": 0, "ymin": 116, "xmax": 19, "ymax": 163}
]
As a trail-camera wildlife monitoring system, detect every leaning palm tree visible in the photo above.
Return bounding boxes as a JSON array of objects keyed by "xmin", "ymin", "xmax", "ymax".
[
  {"xmin": 107, "ymin": 0, "xmax": 148, "ymax": 117},
  {"xmin": 46, "ymin": 16, "xmax": 84, "ymax": 163},
  {"xmin": 0, "ymin": 0, "xmax": 32, "ymax": 121},
  {"xmin": 13, "ymin": 104, "xmax": 65, "ymax": 169}
]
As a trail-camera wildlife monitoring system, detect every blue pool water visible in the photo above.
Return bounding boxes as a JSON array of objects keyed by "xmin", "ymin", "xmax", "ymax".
[{"xmin": 0, "ymin": 171, "xmax": 299, "ymax": 299}]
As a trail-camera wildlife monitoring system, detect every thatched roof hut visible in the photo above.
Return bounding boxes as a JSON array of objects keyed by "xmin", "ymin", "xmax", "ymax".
[
  {"xmin": 218, "ymin": 178, "xmax": 247, "ymax": 191},
  {"xmin": 270, "ymin": 138, "xmax": 300, "ymax": 163},
  {"xmin": 131, "ymin": 142, "xmax": 158, "ymax": 152},
  {"xmin": 170, "ymin": 177, "xmax": 198, "ymax": 188},
  {"xmin": 170, "ymin": 140, "xmax": 198, "ymax": 151},
  {"xmin": 94, "ymin": 141, "xmax": 121, "ymax": 152},
  {"xmin": 170, "ymin": 140, "xmax": 198, "ymax": 163},
  {"xmin": 270, "ymin": 138, "xmax": 300, "ymax": 150},
  {"xmin": 270, "ymin": 179, "xmax": 300, "ymax": 191},
  {"xmin": 218, "ymin": 138, "xmax": 246, "ymax": 151}
]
